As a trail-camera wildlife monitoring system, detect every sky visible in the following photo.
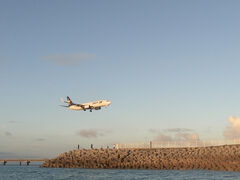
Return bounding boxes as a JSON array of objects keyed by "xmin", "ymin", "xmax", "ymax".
[{"xmin": 1, "ymin": 0, "xmax": 240, "ymax": 158}]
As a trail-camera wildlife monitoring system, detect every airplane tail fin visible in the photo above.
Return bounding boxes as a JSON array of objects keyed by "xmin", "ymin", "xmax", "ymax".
[{"xmin": 66, "ymin": 96, "xmax": 73, "ymax": 105}]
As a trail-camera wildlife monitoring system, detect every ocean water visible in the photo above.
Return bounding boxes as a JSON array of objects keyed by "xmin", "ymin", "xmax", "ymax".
[{"xmin": 1, "ymin": 164, "xmax": 240, "ymax": 180}]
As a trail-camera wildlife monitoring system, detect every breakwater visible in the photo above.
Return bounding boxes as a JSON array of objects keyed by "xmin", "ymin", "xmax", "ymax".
[{"xmin": 42, "ymin": 145, "xmax": 240, "ymax": 171}]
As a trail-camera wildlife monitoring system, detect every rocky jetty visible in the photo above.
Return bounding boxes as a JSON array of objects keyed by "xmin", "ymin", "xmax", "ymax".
[{"xmin": 42, "ymin": 145, "xmax": 240, "ymax": 171}]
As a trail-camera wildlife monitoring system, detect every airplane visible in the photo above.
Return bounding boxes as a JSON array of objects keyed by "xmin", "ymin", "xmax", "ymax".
[{"xmin": 60, "ymin": 96, "xmax": 111, "ymax": 112}]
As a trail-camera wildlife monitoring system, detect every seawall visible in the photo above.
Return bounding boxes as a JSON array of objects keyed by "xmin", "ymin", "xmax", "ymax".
[{"xmin": 41, "ymin": 145, "xmax": 240, "ymax": 171}]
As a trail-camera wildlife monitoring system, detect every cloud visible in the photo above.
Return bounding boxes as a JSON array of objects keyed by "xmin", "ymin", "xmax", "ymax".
[
  {"xmin": 149, "ymin": 129, "xmax": 158, "ymax": 133},
  {"xmin": 165, "ymin": 128, "xmax": 192, "ymax": 133},
  {"xmin": 77, "ymin": 129, "xmax": 111, "ymax": 139},
  {"xmin": 8, "ymin": 120, "xmax": 18, "ymax": 123},
  {"xmin": 223, "ymin": 116, "xmax": 240, "ymax": 139},
  {"xmin": 5, "ymin": 131, "xmax": 12, "ymax": 136},
  {"xmin": 153, "ymin": 132, "xmax": 173, "ymax": 142},
  {"xmin": 44, "ymin": 53, "xmax": 96, "ymax": 66},
  {"xmin": 150, "ymin": 128, "xmax": 193, "ymax": 133},
  {"xmin": 175, "ymin": 132, "xmax": 199, "ymax": 142},
  {"xmin": 36, "ymin": 138, "xmax": 45, "ymax": 141},
  {"xmin": 149, "ymin": 128, "xmax": 200, "ymax": 143}
]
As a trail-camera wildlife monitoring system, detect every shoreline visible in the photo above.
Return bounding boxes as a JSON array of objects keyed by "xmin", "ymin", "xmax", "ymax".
[{"xmin": 41, "ymin": 144, "xmax": 240, "ymax": 171}]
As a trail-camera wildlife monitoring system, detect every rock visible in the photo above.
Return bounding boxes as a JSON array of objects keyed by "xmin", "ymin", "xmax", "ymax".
[{"xmin": 41, "ymin": 145, "xmax": 240, "ymax": 171}]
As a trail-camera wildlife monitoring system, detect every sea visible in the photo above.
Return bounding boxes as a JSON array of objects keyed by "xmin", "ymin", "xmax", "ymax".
[{"xmin": 1, "ymin": 164, "xmax": 240, "ymax": 180}]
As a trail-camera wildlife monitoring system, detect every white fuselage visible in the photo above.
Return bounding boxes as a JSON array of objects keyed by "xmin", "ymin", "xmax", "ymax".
[{"xmin": 69, "ymin": 100, "xmax": 111, "ymax": 111}]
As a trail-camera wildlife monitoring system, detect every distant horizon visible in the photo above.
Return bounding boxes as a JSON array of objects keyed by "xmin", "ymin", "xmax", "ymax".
[{"xmin": 1, "ymin": 0, "xmax": 240, "ymax": 158}]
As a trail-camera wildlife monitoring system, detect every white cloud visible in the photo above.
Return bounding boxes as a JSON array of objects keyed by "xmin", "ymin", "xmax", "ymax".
[
  {"xmin": 223, "ymin": 116, "xmax": 240, "ymax": 139},
  {"xmin": 175, "ymin": 132, "xmax": 199, "ymax": 142},
  {"xmin": 165, "ymin": 128, "xmax": 193, "ymax": 133},
  {"xmin": 153, "ymin": 132, "xmax": 173, "ymax": 142},
  {"xmin": 149, "ymin": 128, "xmax": 200, "ymax": 143},
  {"xmin": 44, "ymin": 53, "xmax": 96, "ymax": 66},
  {"xmin": 77, "ymin": 129, "xmax": 111, "ymax": 139}
]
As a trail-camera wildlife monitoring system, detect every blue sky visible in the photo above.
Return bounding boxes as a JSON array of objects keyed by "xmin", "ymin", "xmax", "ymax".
[{"xmin": 1, "ymin": 0, "xmax": 240, "ymax": 158}]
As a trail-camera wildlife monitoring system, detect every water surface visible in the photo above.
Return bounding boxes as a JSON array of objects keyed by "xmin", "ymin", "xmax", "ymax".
[{"xmin": 1, "ymin": 165, "xmax": 240, "ymax": 180}]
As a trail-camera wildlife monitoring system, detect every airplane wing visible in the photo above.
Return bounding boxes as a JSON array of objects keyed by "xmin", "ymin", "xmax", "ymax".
[
  {"xmin": 76, "ymin": 104, "xmax": 87, "ymax": 109},
  {"xmin": 75, "ymin": 104, "xmax": 94, "ymax": 112}
]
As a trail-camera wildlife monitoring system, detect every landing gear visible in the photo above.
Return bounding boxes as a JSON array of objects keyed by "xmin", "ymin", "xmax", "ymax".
[{"xmin": 89, "ymin": 105, "xmax": 93, "ymax": 112}]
